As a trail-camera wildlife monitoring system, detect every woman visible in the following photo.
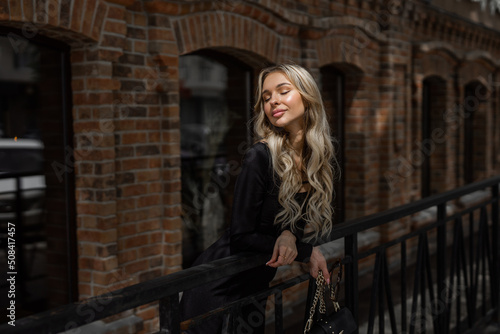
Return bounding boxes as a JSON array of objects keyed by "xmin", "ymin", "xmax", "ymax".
[{"xmin": 180, "ymin": 64, "xmax": 336, "ymax": 333}]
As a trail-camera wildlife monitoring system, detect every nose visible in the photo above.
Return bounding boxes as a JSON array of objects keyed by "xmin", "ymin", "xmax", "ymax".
[{"xmin": 270, "ymin": 94, "xmax": 280, "ymax": 105}]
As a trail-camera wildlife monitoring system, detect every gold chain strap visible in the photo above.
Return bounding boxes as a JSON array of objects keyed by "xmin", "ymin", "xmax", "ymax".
[
  {"xmin": 304, "ymin": 271, "xmax": 326, "ymax": 333},
  {"xmin": 304, "ymin": 261, "xmax": 343, "ymax": 333}
]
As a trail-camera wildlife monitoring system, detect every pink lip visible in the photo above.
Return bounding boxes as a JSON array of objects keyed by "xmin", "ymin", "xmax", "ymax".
[{"xmin": 272, "ymin": 109, "xmax": 285, "ymax": 117}]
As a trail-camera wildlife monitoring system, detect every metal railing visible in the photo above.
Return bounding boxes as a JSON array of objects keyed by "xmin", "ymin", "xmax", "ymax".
[{"xmin": 1, "ymin": 175, "xmax": 499, "ymax": 334}]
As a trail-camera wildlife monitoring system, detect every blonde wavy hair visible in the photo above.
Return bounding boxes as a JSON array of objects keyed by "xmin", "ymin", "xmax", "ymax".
[{"xmin": 253, "ymin": 64, "xmax": 336, "ymax": 242}]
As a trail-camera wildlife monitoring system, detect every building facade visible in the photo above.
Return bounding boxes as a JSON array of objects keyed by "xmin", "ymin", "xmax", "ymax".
[{"xmin": 0, "ymin": 0, "xmax": 499, "ymax": 332}]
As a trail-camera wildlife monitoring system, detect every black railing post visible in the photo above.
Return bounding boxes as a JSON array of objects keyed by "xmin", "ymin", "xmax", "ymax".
[
  {"xmin": 492, "ymin": 183, "xmax": 499, "ymax": 320},
  {"xmin": 274, "ymin": 290, "xmax": 283, "ymax": 334},
  {"xmin": 159, "ymin": 294, "xmax": 181, "ymax": 334},
  {"xmin": 436, "ymin": 202, "xmax": 447, "ymax": 333},
  {"xmin": 15, "ymin": 176, "xmax": 27, "ymax": 304},
  {"xmin": 345, "ymin": 232, "xmax": 358, "ymax": 333}
]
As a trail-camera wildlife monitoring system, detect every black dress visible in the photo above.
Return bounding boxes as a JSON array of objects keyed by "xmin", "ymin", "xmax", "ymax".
[{"xmin": 180, "ymin": 142, "xmax": 313, "ymax": 333}]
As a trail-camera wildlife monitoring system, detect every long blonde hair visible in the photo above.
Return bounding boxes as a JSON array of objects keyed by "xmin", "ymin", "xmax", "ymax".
[{"xmin": 253, "ymin": 64, "xmax": 336, "ymax": 242}]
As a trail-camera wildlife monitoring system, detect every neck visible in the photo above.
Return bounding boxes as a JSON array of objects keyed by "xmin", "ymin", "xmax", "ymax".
[{"xmin": 287, "ymin": 128, "xmax": 305, "ymax": 155}]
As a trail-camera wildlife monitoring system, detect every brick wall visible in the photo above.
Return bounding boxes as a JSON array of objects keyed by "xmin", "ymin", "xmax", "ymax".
[{"xmin": 1, "ymin": 0, "xmax": 499, "ymax": 332}]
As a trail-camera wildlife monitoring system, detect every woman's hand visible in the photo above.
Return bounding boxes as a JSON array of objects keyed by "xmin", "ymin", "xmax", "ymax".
[
  {"xmin": 266, "ymin": 230, "xmax": 298, "ymax": 268},
  {"xmin": 308, "ymin": 246, "xmax": 330, "ymax": 284}
]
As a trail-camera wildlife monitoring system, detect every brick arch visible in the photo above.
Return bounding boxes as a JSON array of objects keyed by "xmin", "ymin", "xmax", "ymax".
[
  {"xmin": 460, "ymin": 60, "xmax": 496, "ymax": 87},
  {"xmin": 414, "ymin": 51, "xmax": 458, "ymax": 79},
  {"xmin": 464, "ymin": 50, "xmax": 498, "ymax": 71},
  {"xmin": 315, "ymin": 30, "xmax": 380, "ymax": 74},
  {"xmin": 172, "ymin": 12, "xmax": 280, "ymax": 63},
  {"xmin": 417, "ymin": 41, "xmax": 463, "ymax": 64},
  {"xmin": 0, "ymin": 0, "xmax": 111, "ymax": 45}
]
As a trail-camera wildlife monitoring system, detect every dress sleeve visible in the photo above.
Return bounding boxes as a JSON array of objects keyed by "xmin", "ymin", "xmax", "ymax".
[
  {"xmin": 281, "ymin": 225, "xmax": 313, "ymax": 262},
  {"xmin": 230, "ymin": 143, "xmax": 276, "ymax": 255},
  {"xmin": 230, "ymin": 143, "xmax": 313, "ymax": 263}
]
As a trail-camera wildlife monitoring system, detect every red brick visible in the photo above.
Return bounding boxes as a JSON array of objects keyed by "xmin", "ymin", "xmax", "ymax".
[
  {"xmin": 138, "ymin": 244, "xmax": 161, "ymax": 257},
  {"xmin": 163, "ymin": 255, "xmax": 182, "ymax": 267},
  {"xmin": 70, "ymin": 0, "xmax": 85, "ymax": 31},
  {"xmin": 117, "ymin": 198, "xmax": 136, "ymax": 211},
  {"xmin": 123, "ymin": 234, "xmax": 149, "ymax": 249},
  {"xmin": 78, "ymin": 283, "xmax": 92, "ymax": 298},
  {"xmin": 136, "ymin": 170, "xmax": 160, "ymax": 182},
  {"xmin": 106, "ymin": 0, "xmax": 134, "ymax": 6},
  {"xmin": 8, "ymin": 0, "xmax": 21, "ymax": 20},
  {"xmin": 149, "ymin": 231, "xmax": 163, "ymax": 243},
  {"xmin": 136, "ymin": 305, "xmax": 157, "ymax": 320},
  {"xmin": 47, "ymin": 0, "xmax": 59, "ymax": 26},
  {"xmin": 104, "ymin": 19, "xmax": 127, "ymax": 35},
  {"xmin": 163, "ymin": 217, "xmax": 181, "ymax": 230},
  {"xmin": 137, "ymin": 219, "xmax": 161, "ymax": 233},
  {"xmin": 79, "ymin": 242, "xmax": 98, "ymax": 256},
  {"xmin": 163, "ymin": 243, "xmax": 181, "ymax": 255},
  {"xmin": 163, "ymin": 230, "xmax": 181, "ymax": 243},
  {"xmin": 87, "ymin": 78, "xmax": 121, "ymax": 90},
  {"xmin": 118, "ymin": 223, "xmax": 137, "ymax": 237},
  {"xmin": 22, "ymin": 0, "xmax": 34, "ymax": 20},
  {"xmin": 120, "ymin": 158, "xmax": 149, "ymax": 171},
  {"xmin": 124, "ymin": 260, "xmax": 149, "ymax": 274},
  {"xmin": 78, "ymin": 229, "xmax": 116, "ymax": 244},
  {"xmin": 164, "ymin": 205, "xmax": 181, "ymax": 218},
  {"xmin": 72, "ymin": 78, "xmax": 85, "ymax": 91},
  {"xmin": 81, "ymin": 0, "xmax": 97, "ymax": 36},
  {"xmin": 107, "ymin": 5, "xmax": 125, "ymax": 20},
  {"xmin": 122, "ymin": 132, "xmax": 148, "ymax": 144},
  {"xmin": 118, "ymin": 249, "xmax": 137, "ymax": 263},
  {"xmin": 78, "ymin": 270, "xmax": 92, "ymax": 283},
  {"xmin": 120, "ymin": 183, "xmax": 148, "ymax": 197},
  {"xmin": 134, "ymin": 40, "xmax": 148, "ymax": 53},
  {"xmin": 148, "ymin": 157, "xmax": 162, "ymax": 169}
]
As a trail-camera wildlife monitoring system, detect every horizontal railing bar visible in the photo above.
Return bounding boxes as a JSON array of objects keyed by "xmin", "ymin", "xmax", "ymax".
[
  {"xmin": 181, "ymin": 273, "xmax": 311, "ymax": 330},
  {"xmin": 443, "ymin": 198, "xmax": 496, "ymax": 222},
  {"xmin": 357, "ymin": 197, "xmax": 496, "ymax": 260},
  {"xmin": 1, "ymin": 253, "xmax": 268, "ymax": 333},
  {"xmin": 328, "ymin": 176, "xmax": 500, "ymax": 240}
]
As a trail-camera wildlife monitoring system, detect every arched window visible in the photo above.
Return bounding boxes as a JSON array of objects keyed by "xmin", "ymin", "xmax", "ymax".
[
  {"xmin": 463, "ymin": 81, "xmax": 488, "ymax": 183},
  {"xmin": 179, "ymin": 52, "xmax": 253, "ymax": 267},
  {"xmin": 320, "ymin": 67, "xmax": 345, "ymax": 223},
  {"xmin": 421, "ymin": 76, "xmax": 447, "ymax": 197},
  {"xmin": 0, "ymin": 30, "xmax": 76, "ymax": 314}
]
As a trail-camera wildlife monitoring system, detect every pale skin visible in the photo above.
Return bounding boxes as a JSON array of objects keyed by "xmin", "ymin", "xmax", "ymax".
[{"xmin": 262, "ymin": 72, "xmax": 330, "ymax": 284}]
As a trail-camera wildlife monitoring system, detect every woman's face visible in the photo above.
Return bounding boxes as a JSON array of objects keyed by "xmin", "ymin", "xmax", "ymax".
[{"xmin": 261, "ymin": 72, "xmax": 305, "ymax": 133}]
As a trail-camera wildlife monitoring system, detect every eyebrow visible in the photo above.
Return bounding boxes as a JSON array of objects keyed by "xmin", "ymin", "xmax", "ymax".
[{"xmin": 262, "ymin": 82, "xmax": 292, "ymax": 95}]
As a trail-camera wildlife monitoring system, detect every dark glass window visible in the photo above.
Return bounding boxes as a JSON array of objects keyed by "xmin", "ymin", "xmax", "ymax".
[
  {"xmin": 421, "ymin": 77, "xmax": 447, "ymax": 197},
  {"xmin": 464, "ymin": 82, "xmax": 488, "ymax": 184},
  {"xmin": 0, "ymin": 32, "xmax": 76, "ymax": 319},
  {"xmin": 179, "ymin": 53, "xmax": 252, "ymax": 267}
]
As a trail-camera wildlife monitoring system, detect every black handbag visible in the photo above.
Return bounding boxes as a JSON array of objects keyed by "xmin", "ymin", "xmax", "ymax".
[{"xmin": 304, "ymin": 260, "xmax": 357, "ymax": 334}]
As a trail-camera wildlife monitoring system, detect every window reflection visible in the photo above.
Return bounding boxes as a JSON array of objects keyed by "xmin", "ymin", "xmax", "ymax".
[
  {"xmin": 180, "ymin": 54, "xmax": 251, "ymax": 267},
  {"xmin": 0, "ymin": 34, "xmax": 75, "ymax": 318}
]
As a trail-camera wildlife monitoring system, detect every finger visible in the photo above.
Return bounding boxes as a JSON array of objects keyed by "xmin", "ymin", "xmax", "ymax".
[
  {"xmin": 268, "ymin": 254, "xmax": 285, "ymax": 268},
  {"xmin": 320, "ymin": 262, "xmax": 330, "ymax": 284},
  {"xmin": 310, "ymin": 266, "xmax": 319, "ymax": 278},
  {"xmin": 266, "ymin": 244, "xmax": 280, "ymax": 265},
  {"xmin": 290, "ymin": 250, "xmax": 298, "ymax": 262}
]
